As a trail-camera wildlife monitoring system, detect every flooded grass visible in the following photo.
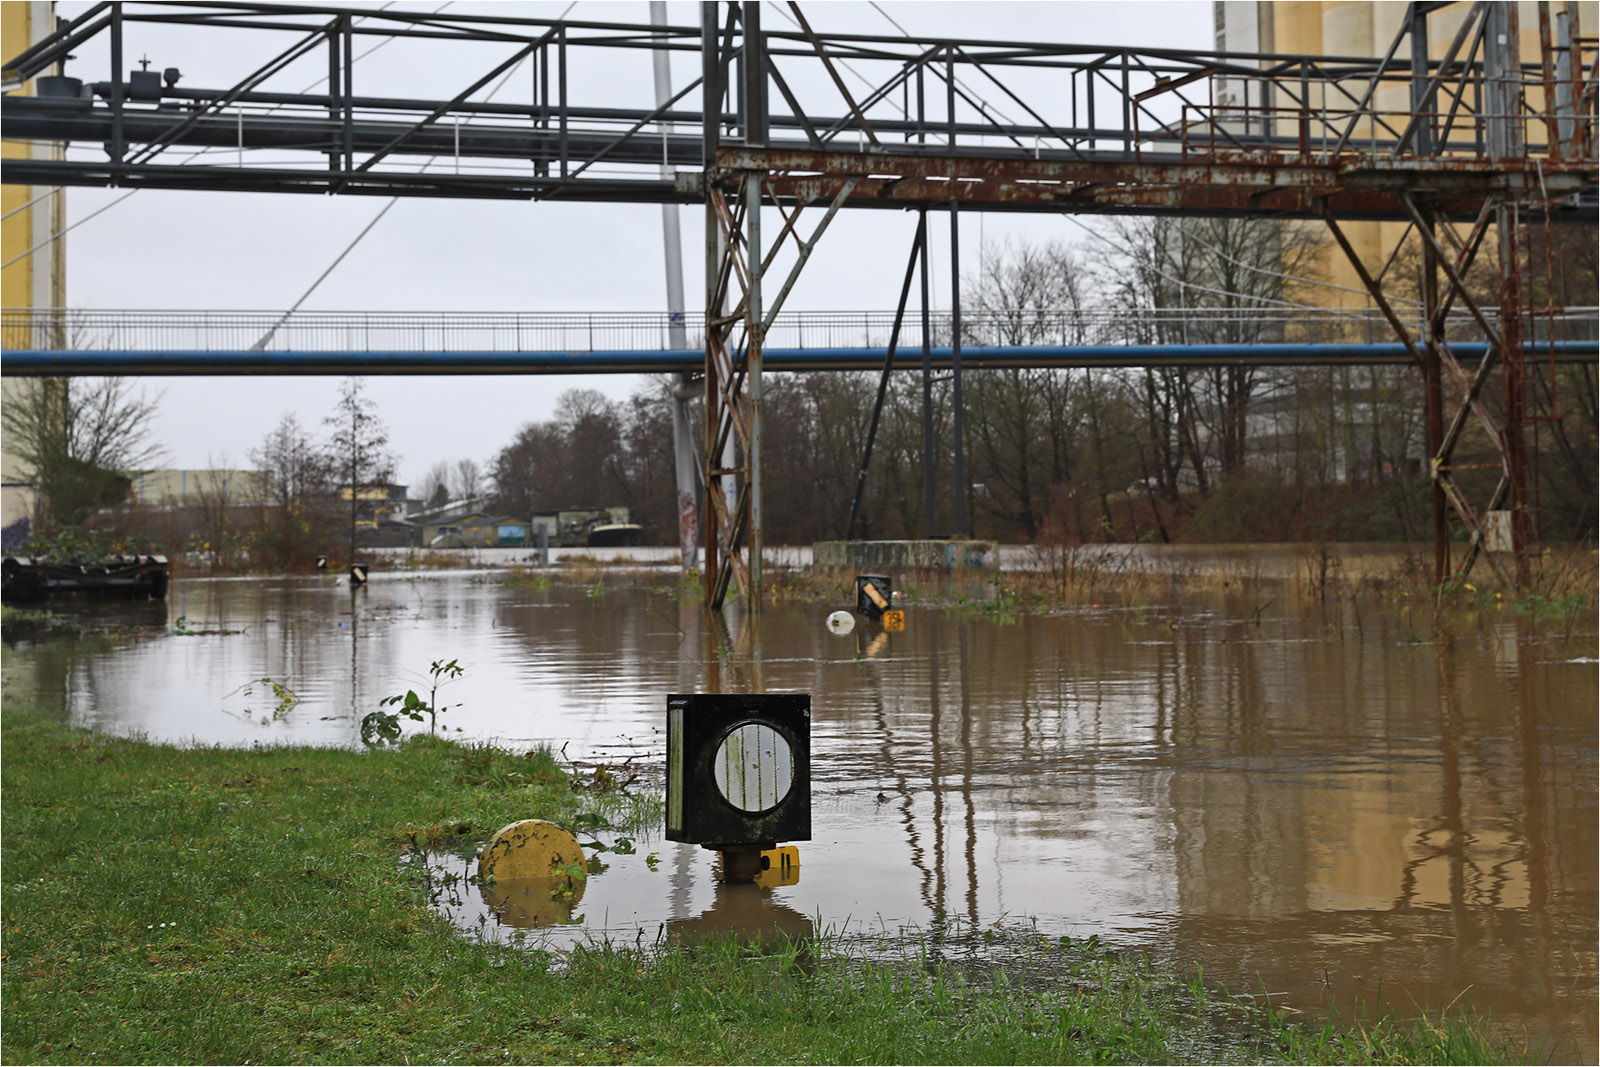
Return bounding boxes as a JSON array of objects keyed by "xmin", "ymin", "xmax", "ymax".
[
  {"xmin": 2, "ymin": 695, "xmax": 1524, "ymax": 1065},
  {"xmin": 813, "ymin": 542, "xmax": 1599, "ymax": 643}
]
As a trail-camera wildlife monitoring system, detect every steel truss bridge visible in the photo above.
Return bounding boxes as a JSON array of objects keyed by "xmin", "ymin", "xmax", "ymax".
[{"xmin": 3, "ymin": 1, "xmax": 1597, "ymax": 604}]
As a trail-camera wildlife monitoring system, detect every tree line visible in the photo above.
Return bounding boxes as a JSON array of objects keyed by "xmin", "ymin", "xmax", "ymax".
[
  {"xmin": 4, "ymin": 376, "xmax": 398, "ymax": 568},
  {"xmin": 6, "ymin": 216, "xmax": 1594, "ymax": 562},
  {"xmin": 483, "ymin": 217, "xmax": 1596, "ymax": 548}
]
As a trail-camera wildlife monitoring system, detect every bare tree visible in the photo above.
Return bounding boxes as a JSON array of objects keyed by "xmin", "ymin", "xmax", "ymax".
[
  {"xmin": 1101, "ymin": 215, "xmax": 1323, "ymax": 500},
  {"xmin": 489, "ymin": 421, "xmax": 565, "ymax": 519},
  {"xmin": 2, "ymin": 377, "xmax": 165, "ymax": 530},
  {"xmin": 250, "ymin": 412, "xmax": 335, "ymax": 569},
  {"xmin": 324, "ymin": 377, "xmax": 395, "ymax": 564},
  {"xmin": 962, "ymin": 239, "xmax": 1094, "ymax": 539},
  {"xmin": 415, "ymin": 460, "xmax": 452, "ymax": 510},
  {"xmin": 553, "ymin": 387, "xmax": 613, "ymax": 432},
  {"xmin": 450, "ymin": 458, "xmax": 483, "ymax": 507},
  {"xmin": 252, "ymin": 413, "xmax": 328, "ymax": 510},
  {"xmin": 189, "ymin": 454, "xmax": 239, "ymax": 569}
]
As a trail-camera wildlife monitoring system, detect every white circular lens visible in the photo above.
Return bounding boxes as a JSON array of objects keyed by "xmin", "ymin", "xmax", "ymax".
[{"xmin": 713, "ymin": 723, "xmax": 794, "ymax": 813}]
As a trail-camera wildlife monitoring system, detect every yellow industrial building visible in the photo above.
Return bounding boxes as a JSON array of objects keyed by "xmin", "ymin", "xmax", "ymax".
[
  {"xmin": 2, "ymin": 1, "xmax": 66, "ymax": 533},
  {"xmin": 1215, "ymin": 0, "xmax": 1597, "ymax": 305}
]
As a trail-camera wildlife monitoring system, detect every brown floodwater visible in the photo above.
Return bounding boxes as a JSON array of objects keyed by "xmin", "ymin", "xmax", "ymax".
[{"xmin": 3, "ymin": 555, "xmax": 1595, "ymax": 1060}]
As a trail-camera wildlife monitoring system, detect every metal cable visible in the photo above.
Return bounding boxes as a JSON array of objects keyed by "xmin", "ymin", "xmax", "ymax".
[
  {"xmin": 252, "ymin": 1, "xmax": 579, "ymax": 349},
  {"xmin": 3, "ymin": 0, "xmax": 417, "ymax": 271},
  {"xmin": 1174, "ymin": 220, "xmax": 1425, "ymax": 308},
  {"xmin": 865, "ymin": 0, "xmax": 1021, "ymax": 127},
  {"xmin": 764, "ymin": 1, "xmax": 909, "ymax": 121}
]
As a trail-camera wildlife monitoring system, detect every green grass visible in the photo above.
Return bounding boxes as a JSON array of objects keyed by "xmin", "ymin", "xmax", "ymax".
[{"xmin": 2, "ymin": 696, "xmax": 1514, "ymax": 1065}]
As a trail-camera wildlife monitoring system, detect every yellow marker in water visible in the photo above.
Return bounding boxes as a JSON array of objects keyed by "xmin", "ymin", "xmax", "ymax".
[
  {"xmin": 755, "ymin": 846, "xmax": 800, "ymax": 887},
  {"xmin": 883, "ymin": 609, "xmax": 905, "ymax": 632}
]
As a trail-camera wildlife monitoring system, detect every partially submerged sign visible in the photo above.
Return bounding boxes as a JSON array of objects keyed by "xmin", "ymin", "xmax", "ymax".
[
  {"xmin": 855, "ymin": 574, "xmax": 891, "ymax": 618},
  {"xmin": 666, "ymin": 693, "xmax": 811, "ymax": 850}
]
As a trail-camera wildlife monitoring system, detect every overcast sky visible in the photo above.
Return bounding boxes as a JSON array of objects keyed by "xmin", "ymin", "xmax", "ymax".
[{"xmin": 44, "ymin": 0, "xmax": 1215, "ymax": 489}]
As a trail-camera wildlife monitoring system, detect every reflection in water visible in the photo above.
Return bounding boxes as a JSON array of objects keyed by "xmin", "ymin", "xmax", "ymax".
[
  {"xmin": 665, "ymin": 881, "xmax": 814, "ymax": 948},
  {"xmin": 5, "ymin": 567, "xmax": 1596, "ymax": 1060},
  {"xmin": 348, "ymin": 584, "xmax": 361, "ymax": 721},
  {"xmin": 481, "ymin": 876, "xmax": 585, "ymax": 928}
]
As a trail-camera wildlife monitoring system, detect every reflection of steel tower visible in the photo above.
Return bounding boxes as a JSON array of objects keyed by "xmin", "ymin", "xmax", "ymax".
[{"xmin": 0, "ymin": 1, "xmax": 64, "ymax": 533}]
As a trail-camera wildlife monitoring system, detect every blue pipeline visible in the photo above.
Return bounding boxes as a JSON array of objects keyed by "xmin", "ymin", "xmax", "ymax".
[{"xmin": 2, "ymin": 340, "xmax": 1595, "ymax": 375}]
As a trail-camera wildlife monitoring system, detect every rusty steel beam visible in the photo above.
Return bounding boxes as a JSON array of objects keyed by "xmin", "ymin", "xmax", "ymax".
[
  {"xmin": 1499, "ymin": 201, "xmax": 1532, "ymax": 590},
  {"xmin": 1419, "ymin": 204, "xmax": 1451, "ymax": 582},
  {"xmin": 1319, "ymin": 208, "xmax": 1426, "ymax": 369},
  {"xmin": 699, "ymin": 146, "xmax": 1590, "ymax": 220},
  {"xmin": 702, "ymin": 167, "xmax": 854, "ymax": 609},
  {"xmin": 1325, "ymin": 199, "xmax": 1514, "ymax": 587},
  {"xmin": 1437, "ymin": 470, "xmax": 1515, "ymax": 587},
  {"xmin": 1400, "ymin": 195, "xmax": 1508, "ymax": 467}
]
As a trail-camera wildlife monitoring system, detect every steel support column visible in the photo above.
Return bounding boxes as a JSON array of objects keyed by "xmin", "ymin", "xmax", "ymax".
[
  {"xmin": 1498, "ymin": 201, "xmax": 1531, "ymax": 589},
  {"xmin": 701, "ymin": 1, "xmax": 763, "ymax": 610},
  {"xmin": 1325, "ymin": 198, "xmax": 1516, "ymax": 589},
  {"xmin": 702, "ymin": 165, "xmax": 857, "ymax": 608},
  {"xmin": 744, "ymin": 165, "xmax": 764, "ymax": 611},
  {"xmin": 1418, "ymin": 206, "xmax": 1450, "ymax": 581},
  {"xmin": 651, "ymin": 0, "xmax": 698, "ymax": 576}
]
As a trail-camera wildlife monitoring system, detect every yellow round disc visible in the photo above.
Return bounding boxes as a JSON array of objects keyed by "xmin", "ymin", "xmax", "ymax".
[{"xmin": 478, "ymin": 819, "xmax": 585, "ymax": 883}]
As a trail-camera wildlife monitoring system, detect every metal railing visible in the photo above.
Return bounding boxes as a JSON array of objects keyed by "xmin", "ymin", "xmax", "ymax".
[
  {"xmin": 5, "ymin": 306, "xmax": 1596, "ymax": 356},
  {"xmin": 0, "ymin": 306, "xmax": 1574, "ymax": 353}
]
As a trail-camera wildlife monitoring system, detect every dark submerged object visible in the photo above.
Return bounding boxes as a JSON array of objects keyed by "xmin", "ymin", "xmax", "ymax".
[{"xmin": 1, "ymin": 554, "xmax": 170, "ymax": 603}]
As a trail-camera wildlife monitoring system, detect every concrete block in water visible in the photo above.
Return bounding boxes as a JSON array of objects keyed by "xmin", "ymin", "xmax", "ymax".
[{"xmin": 811, "ymin": 540, "xmax": 999, "ymax": 572}]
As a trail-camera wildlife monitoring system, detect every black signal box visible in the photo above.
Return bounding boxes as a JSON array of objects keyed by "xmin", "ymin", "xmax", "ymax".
[
  {"xmin": 855, "ymin": 574, "xmax": 892, "ymax": 618},
  {"xmin": 666, "ymin": 693, "xmax": 811, "ymax": 847}
]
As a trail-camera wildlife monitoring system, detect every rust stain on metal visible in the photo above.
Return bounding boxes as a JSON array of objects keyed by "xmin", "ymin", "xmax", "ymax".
[{"xmin": 709, "ymin": 146, "xmax": 1586, "ymax": 219}]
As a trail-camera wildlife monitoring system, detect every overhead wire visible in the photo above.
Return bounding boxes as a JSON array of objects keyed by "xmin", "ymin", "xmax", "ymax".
[
  {"xmin": 763, "ymin": 2, "xmax": 908, "ymax": 121},
  {"xmin": 1160, "ymin": 215, "xmax": 1423, "ymax": 308},
  {"xmin": 2, "ymin": 190, "xmax": 136, "ymax": 271},
  {"xmin": 253, "ymin": 0, "xmax": 580, "ymax": 349},
  {"xmin": 2, "ymin": 185, "xmax": 62, "ymax": 221},
  {"xmin": 863, "ymin": 0, "xmax": 1022, "ymax": 131},
  {"xmin": 3, "ymin": 0, "xmax": 424, "ymax": 273},
  {"xmin": 764, "ymin": 1, "xmax": 1030, "ymax": 134}
]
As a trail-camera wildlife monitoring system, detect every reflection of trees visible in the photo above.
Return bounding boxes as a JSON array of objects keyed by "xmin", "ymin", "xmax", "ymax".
[
  {"xmin": 1, "ymin": 601, "xmax": 162, "ymax": 711},
  {"xmin": 834, "ymin": 600, "xmax": 1590, "ymax": 1036}
]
